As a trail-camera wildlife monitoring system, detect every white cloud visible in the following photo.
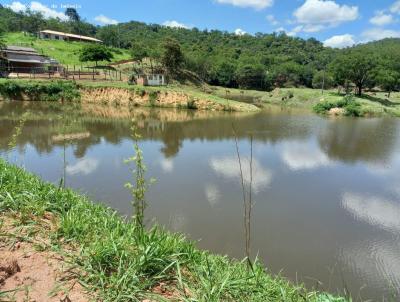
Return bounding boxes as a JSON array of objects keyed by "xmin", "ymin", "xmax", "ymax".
[
  {"xmin": 234, "ymin": 28, "xmax": 247, "ymax": 35},
  {"xmin": 94, "ymin": 14, "xmax": 118, "ymax": 25},
  {"xmin": 266, "ymin": 14, "xmax": 279, "ymax": 26},
  {"xmin": 30, "ymin": 1, "xmax": 68, "ymax": 20},
  {"xmin": 391, "ymin": 0, "xmax": 400, "ymax": 14},
  {"xmin": 361, "ymin": 28, "xmax": 400, "ymax": 41},
  {"xmin": 6, "ymin": 1, "xmax": 26, "ymax": 12},
  {"xmin": 163, "ymin": 20, "xmax": 190, "ymax": 29},
  {"xmin": 281, "ymin": 142, "xmax": 332, "ymax": 170},
  {"xmin": 293, "ymin": 0, "xmax": 359, "ymax": 32},
  {"xmin": 210, "ymin": 156, "xmax": 272, "ymax": 193},
  {"xmin": 342, "ymin": 192, "xmax": 400, "ymax": 233},
  {"xmin": 7, "ymin": 1, "xmax": 68, "ymax": 20},
  {"xmin": 274, "ymin": 27, "xmax": 297, "ymax": 36},
  {"xmin": 216, "ymin": 0, "xmax": 274, "ymax": 10},
  {"xmin": 66, "ymin": 158, "xmax": 99, "ymax": 176},
  {"xmin": 370, "ymin": 11, "xmax": 394, "ymax": 26},
  {"xmin": 324, "ymin": 34, "xmax": 355, "ymax": 48}
]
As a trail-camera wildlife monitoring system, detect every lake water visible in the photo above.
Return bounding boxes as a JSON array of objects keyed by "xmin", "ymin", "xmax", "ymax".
[{"xmin": 1, "ymin": 102, "xmax": 400, "ymax": 301}]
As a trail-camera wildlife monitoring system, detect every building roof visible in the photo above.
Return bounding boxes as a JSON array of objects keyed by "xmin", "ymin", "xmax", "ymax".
[
  {"xmin": 40, "ymin": 30, "xmax": 103, "ymax": 43},
  {"xmin": 5, "ymin": 53, "xmax": 51, "ymax": 64},
  {"xmin": 1, "ymin": 45, "xmax": 56, "ymax": 65},
  {"xmin": 5, "ymin": 46, "xmax": 37, "ymax": 53}
]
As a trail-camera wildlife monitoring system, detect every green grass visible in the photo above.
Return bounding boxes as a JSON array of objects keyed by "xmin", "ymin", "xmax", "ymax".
[
  {"xmin": 4, "ymin": 32, "xmax": 131, "ymax": 66},
  {"xmin": 0, "ymin": 158, "xmax": 348, "ymax": 302},
  {"xmin": 0, "ymin": 78, "xmax": 80, "ymax": 101},
  {"xmin": 210, "ymin": 86, "xmax": 400, "ymax": 117}
]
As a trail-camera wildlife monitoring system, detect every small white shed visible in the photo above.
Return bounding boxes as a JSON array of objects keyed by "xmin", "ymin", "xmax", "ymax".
[{"xmin": 137, "ymin": 74, "xmax": 166, "ymax": 86}]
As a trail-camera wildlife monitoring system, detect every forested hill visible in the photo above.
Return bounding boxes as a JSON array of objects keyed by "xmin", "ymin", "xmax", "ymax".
[
  {"xmin": 1, "ymin": 5, "xmax": 399, "ymax": 92},
  {"xmin": 97, "ymin": 21, "xmax": 334, "ymax": 89}
]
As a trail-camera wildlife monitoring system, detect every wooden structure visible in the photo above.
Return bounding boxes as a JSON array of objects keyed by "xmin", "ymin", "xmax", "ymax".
[
  {"xmin": 39, "ymin": 30, "xmax": 103, "ymax": 43},
  {"xmin": 0, "ymin": 46, "xmax": 59, "ymax": 74}
]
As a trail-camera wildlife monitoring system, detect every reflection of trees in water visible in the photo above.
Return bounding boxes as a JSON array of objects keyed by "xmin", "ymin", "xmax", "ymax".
[
  {"xmin": 0, "ymin": 106, "xmax": 315, "ymax": 159},
  {"xmin": 2, "ymin": 103, "xmax": 399, "ymax": 166},
  {"xmin": 318, "ymin": 118, "xmax": 398, "ymax": 164}
]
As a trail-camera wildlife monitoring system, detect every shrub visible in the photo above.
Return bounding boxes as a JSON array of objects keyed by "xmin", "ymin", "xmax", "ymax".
[
  {"xmin": 0, "ymin": 80, "xmax": 80, "ymax": 102},
  {"xmin": 187, "ymin": 98, "xmax": 198, "ymax": 109},
  {"xmin": 344, "ymin": 101, "xmax": 362, "ymax": 117},
  {"xmin": 313, "ymin": 94, "xmax": 363, "ymax": 117},
  {"xmin": 148, "ymin": 91, "xmax": 159, "ymax": 107}
]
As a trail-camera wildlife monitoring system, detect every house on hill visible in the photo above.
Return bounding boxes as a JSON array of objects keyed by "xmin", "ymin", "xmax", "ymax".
[
  {"xmin": 39, "ymin": 30, "xmax": 103, "ymax": 43},
  {"xmin": 0, "ymin": 46, "xmax": 59, "ymax": 74}
]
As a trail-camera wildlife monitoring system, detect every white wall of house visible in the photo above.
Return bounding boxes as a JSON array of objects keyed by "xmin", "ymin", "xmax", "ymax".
[
  {"xmin": 39, "ymin": 33, "xmax": 65, "ymax": 41},
  {"xmin": 147, "ymin": 74, "xmax": 166, "ymax": 86}
]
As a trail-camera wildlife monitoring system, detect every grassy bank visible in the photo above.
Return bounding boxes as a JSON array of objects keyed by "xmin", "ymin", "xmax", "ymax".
[
  {"xmin": 210, "ymin": 86, "xmax": 400, "ymax": 117},
  {"xmin": 4, "ymin": 32, "xmax": 131, "ymax": 66},
  {"xmin": 0, "ymin": 158, "xmax": 346, "ymax": 301},
  {"xmin": 0, "ymin": 79, "xmax": 259, "ymax": 112}
]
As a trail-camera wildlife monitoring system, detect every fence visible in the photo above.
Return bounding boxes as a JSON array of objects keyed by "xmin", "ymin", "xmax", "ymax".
[{"xmin": 0, "ymin": 66, "xmax": 126, "ymax": 82}]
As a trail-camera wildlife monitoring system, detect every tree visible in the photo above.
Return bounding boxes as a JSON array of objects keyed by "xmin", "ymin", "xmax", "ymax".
[
  {"xmin": 130, "ymin": 42, "xmax": 148, "ymax": 62},
  {"xmin": 214, "ymin": 60, "xmax": 237, "ymax": 87},
  {"xmin": 161, "ymin": 38, "xmax": 184, "ymax": 75},
  {"xmin": 375, "ymin": 69, "xmax": 400, "ymax": 98},
  {"xmin": 0, "ymin": 28, "xmax": 5, "ymax": 50},
  {"xmin": 22, "ymin": 10, "xmax": 44, "ymax": 34},
  {"xmin": 235, "ymin": 64, "xmax": 266, "ymax": 90},
  {"xmin": 65, "ymin": 8, "xmax": 80, "ymax": 22},
  {"xmin": 312, "ymin": 70, "xmax": 334, "ymax": 90},
  {"xmin": 330, "ymin": 48, "xmax": 377, "ymax": 96},
  {"xmin": 79, "ymin": 44, "xmax": 113, "ymax": 66}
]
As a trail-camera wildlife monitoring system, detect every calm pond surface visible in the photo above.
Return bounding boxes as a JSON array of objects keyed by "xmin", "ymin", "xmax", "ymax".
[{"xmin": 1, "ymin": 102, "xmax": 400, "ymax": 301}]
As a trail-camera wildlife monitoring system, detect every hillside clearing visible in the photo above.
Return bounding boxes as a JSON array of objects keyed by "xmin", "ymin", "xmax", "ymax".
[{"xmin": 3, "ymin": 32, "xmax": 131, "ymax": 67}]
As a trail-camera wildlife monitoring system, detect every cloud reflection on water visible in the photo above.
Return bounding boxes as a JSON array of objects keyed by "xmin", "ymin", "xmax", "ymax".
[
  {"xmin": 66, "ymin": 158, "xmax": 99, "ymax": 176},
  {"xmin": 209, "ymin": 156, "xmax": 272, "ymax": 193},
  {"xmin": 205, "ymin": 184, "xmax": 221, "ymax": 207},
  {"xmin": 342, "ymin": 192, "xmax": 400, "ymax": 233},
  {"xmin": 281, "ymin": 141, "xmax": 332, "ymax": 170}
]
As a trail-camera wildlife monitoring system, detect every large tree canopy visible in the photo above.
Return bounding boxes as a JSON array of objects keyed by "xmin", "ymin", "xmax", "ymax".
[{"xmin": 79, "ymin": 44, "xmax": 113, "ymax": 66}]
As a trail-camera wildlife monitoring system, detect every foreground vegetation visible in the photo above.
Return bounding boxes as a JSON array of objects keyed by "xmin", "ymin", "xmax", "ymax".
[{"xmin": 0, "ymin": 158, "xmax": 347, "ymax": 301}]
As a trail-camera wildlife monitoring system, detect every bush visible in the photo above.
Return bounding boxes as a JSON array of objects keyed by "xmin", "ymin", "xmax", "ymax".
[
  {"xmin": 313, "ymin": 94, "xmax": 362, "ymax": 117},
  {"xmin": 148, "ymin": 91, "xmax": 159, "ymax": 107},
  {"xmin": 0, "ymin": 80, "xmax": 80, "ymax": 102},
  {"xmin": 187, "ymin": 98, "xmax": 198, "ymax": 109},
  {"xmin": 344, "ymin": 101, "xmax": 362, "ymax": 117}
]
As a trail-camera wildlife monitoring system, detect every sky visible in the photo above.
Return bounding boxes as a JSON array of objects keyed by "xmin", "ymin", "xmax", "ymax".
[{"xmin": 2, "ymin": 0, "xmax": 400, "ymax": 48}]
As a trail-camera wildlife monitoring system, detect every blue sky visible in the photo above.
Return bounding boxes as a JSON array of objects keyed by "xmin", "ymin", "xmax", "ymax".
[{"xmin": 2, "ymin": 0, "xmax": 400, "ymax": 47}]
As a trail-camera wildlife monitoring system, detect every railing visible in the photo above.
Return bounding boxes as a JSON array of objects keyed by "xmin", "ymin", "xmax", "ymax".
[{"xmin": 0, "ymin": 66, "xmax": 126, "ymax": 82}]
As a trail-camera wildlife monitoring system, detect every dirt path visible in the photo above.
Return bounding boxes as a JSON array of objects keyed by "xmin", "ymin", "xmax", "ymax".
[{"xmin": 0, "ymin": 215, "xmax": 89, "ymax": 302}]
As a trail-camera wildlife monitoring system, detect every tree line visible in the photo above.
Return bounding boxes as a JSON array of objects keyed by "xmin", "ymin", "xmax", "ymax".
[{"xmin": 0, "ymin": 5, "xmax": 399, "ymax": 95}]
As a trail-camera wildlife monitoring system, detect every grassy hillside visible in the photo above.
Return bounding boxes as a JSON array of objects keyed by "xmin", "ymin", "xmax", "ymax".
[{"xmin": 3, "ymin": 32, "xmax": 131, "ymax": 66}]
